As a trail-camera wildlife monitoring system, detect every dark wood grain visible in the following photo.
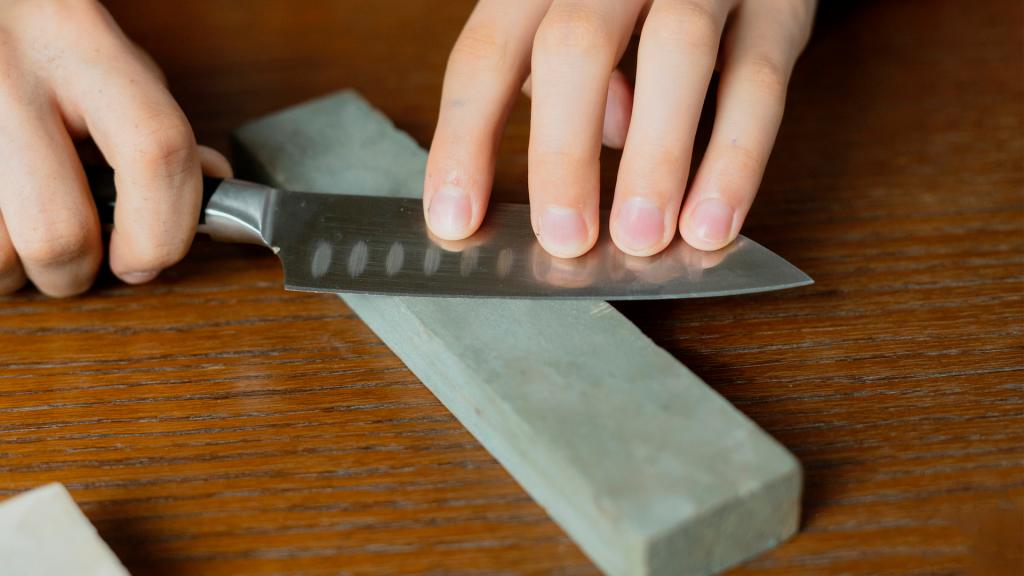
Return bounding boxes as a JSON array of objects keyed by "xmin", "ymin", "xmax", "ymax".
[{"xmin": 2, "ymin": 1, "xmax": 1022, "ymax": 574}]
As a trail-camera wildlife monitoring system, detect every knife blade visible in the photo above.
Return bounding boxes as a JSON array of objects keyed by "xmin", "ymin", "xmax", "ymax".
[{"xmin": 88, "ymin": 167, "xmax": 812, "ymax": 300}]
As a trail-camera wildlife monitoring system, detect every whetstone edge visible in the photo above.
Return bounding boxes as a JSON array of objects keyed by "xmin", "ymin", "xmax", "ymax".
[{"xmin": 233, "ymin": 90, "xmax": 802, "ymax": 576}]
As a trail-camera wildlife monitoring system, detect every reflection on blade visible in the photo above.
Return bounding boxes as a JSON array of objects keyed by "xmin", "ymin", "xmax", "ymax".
[{"xmin": 269, "ymin": 191, "xmax": 812, "ymax": 300}]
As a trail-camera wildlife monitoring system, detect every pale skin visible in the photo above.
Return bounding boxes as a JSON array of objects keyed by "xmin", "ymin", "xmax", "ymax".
[
  {"xmin": 425, "ymin": 0, "xmax": 817, "ymax": 258},
  {"xmin": 0, "ymin": 0, "xmax": 815, "ymax": 297},
  {"xmin": 0, "ymin": 0, "xmax": 231, "ymax": 297}
]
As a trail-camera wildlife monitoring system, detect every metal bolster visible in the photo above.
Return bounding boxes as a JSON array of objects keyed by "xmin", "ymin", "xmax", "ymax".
[{"xmin": 197, "ymin": 180, "xmax": 277, "ymax": 246}]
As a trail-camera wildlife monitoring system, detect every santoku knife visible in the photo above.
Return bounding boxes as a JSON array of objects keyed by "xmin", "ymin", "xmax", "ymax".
[{"xmin": 88, "ymin": 167, "xmax": 812, "ymax": 300}]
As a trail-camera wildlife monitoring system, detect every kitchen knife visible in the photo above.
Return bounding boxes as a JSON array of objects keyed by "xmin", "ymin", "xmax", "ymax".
[{"xmin": 87, "ymin": 166, "xmax": 812, "ymax": 300}]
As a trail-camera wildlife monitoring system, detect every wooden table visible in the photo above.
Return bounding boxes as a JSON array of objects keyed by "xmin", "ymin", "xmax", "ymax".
[{"xmin": 2, "ymin": 1, "xmax": 1021, "ymax": 574}]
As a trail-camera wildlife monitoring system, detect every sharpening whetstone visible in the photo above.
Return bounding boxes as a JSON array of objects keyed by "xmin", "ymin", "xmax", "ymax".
[
  {"xmin": 233, "ymin": 90, "xmax": 802, "ymax": 576},
  {"xmin": 0, "ymin": 483, "xmax": 130, "ymax": 576}
]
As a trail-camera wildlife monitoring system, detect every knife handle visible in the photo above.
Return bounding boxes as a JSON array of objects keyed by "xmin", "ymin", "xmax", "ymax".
[
  {"xmin": 86, "ymin": 165, "xmax": 223, "ymax": 226},
  {"xmin": 86, "ymin": 165, "xmax": 273, "ymax": 246}
]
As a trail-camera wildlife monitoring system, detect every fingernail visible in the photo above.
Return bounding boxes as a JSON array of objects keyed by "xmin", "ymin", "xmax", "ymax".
[
  {"xmin": 121, "ymin": 270, "xmax": 159, "ymax": 284},
  {"xmin": 539, "ymin": 205, "xmax": 588, "ymax": 257},
  {"xmin": 689, "ymin": 198, "xmax": 735, "ymax": 247},
  {"xmin": 615, "ymin": 197, "xmax": 665, "ymax": 253},
  {"xmin": 428, "ymin": 185, "xmax": 472, "ymax": 239}
]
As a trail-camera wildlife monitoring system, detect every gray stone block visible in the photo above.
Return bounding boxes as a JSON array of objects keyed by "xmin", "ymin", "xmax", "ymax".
[{"xmin": 234, "ymin": 90, "xmax": 802, "ymax": 576}]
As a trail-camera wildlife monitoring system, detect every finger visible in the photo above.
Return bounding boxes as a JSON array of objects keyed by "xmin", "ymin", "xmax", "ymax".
[
  {"xmin": 0, "ymin": 77, "xmax": 103, "ymax": 297},
  {"xmin": 523, "ymin": 68, "xmax": 634, "ymax": 149},
  {"xmin": 0, "ymin": 214, "xmax": 26, "ymax": 295},
  {"xmin": 610, "ymin": 0, "xmax": 733, "ymax": 256},
  {"xmin": 602, "ymin": 69, "xmax": 635, "ymax": 149},
  {"xmin": 529, "ymin": 0, "xmax": 646, "ymax": 258},
  {"xmin": 680, "ymin": 0, "xmax": 815, "ymax": 250},
  {"xmin": 424, "ymin": 0, "xmax": 552, "ymax": 240},
  {"xmin": 198, "ymin": 145, "xmax": 234, "ymax": 179},
  {"xmin": 54, "ymin": 23, "xmax": 203, "ymax": 284}
]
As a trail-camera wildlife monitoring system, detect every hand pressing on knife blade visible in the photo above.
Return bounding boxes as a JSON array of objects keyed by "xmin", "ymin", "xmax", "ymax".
[
  {"xmin": 425, "ymin": 0, "xmax": 816, "ymax": 258},
  {"xmin": 0, "ymin": 0, "xmax": 230, "ymax": 297},
  {"xmin": 0, "ymin": 0, "xmax": 816, "ymax": 298}
]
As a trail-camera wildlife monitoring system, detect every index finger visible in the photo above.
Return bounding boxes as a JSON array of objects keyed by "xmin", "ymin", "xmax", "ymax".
[
  {"xmin": 54, "ymin": 13, "xmax": 203, "ymax": 283},
  {"xmin": 424, "ymin": 0, "xmax": 551, "ymax": 240}
]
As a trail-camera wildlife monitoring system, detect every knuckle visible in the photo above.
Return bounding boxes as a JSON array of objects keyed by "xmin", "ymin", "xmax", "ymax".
[
  {"xmin": 727, "ymin": 143, "xmax": 766, "ymax": 177},
  {"xmin": 644, "ymin": 0, "xmax": 722, "ymax": 51},
  {"xmin": 534, "ymin": 5, "xmax": 615, "ymax": 61},
  {"xmin": 0, "ymin": 2, "xmax": 99, "ymax": 81},
  {"xmin": 19, "ymin": 223, "xmax": 95, "ymax": 268},
  {"xmin": 740, "ymin": 55, "xmax": 791, "ymax": 98},
  {"xmin": 528, "ymin": 148, "xmax": 597, "ymax": 191},
  {"xmin": 449, "ymin": 22, "xmax": 515, "ymax": 73},
  {"xmin": 129, "ymin": 113, "xmax": 198, "ymax": 179},
  {"xmin": 531, "ymin": 147, "xmax": 592, "ymax": 173},
  {"xmin": 629, "ymin": 135, "xmax": 690, "ymax": 170},
  {"xmin": 646, "ymin": 146, "xmax": 689, "ymax": 175},
  {"xmin": 713, "ymin": 144, "xmax": 766, "ymax": 196},
  {"xmin": 621, "ymin": 144, "xmax": 690, "ymax": 189}
]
